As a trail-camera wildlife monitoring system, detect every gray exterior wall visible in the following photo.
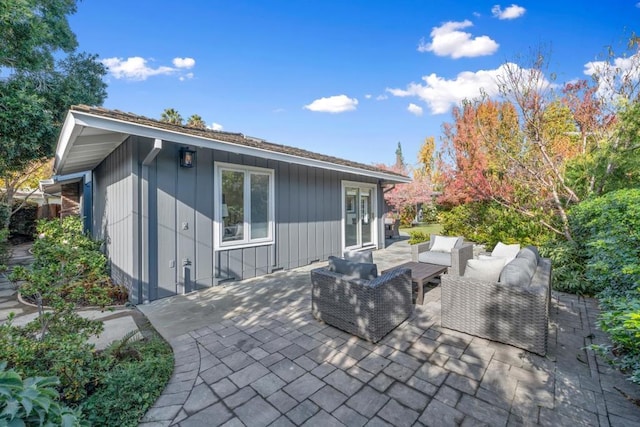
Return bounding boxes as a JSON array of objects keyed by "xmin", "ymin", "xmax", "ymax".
[
  {"xmin": 92, "ymin": 136, "xmax": 384, "ymax": 302},
  {"xmin": 92, "ymin": 138, "xmax": 140, "ymax": 303}
]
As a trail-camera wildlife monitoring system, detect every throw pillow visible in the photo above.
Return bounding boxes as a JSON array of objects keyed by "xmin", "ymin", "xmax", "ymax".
[
  {"xmin": 328, "ymin": 256, "xmax": 378, "ymax": 280},
  {"xmin": 463, "ymin": 258, "xmax": 505, "ymax": 282},
  {"xmin": 430, "ymin": 235, "xmax": 460, "ymax": 253},
  {"xmin": 491, "ymin": 242, "xmax": 521, "ymax": 263},
  {"xmin": 499, "ymin": 257, "xmax": 536, "ymax": 287},
  {"xmin": 515, "ymin": 247, "xmax": 538, "ymax": 266}
]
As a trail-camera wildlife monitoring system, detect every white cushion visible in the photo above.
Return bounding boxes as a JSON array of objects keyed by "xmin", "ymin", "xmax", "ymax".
[
  {"xmin": 491, "ymin": 242, "xmax": 521, "ymax": 263},
  {"xmin": 478, "ymin": 254, "xmax": 505, "ymax": 263},
  {"xmin": 430, "ymin": 235, "xmax": 459, "ymax": 253},
  {"xmin": 463, "ymin": 258, "xmax": 506, "ymax": 282}
]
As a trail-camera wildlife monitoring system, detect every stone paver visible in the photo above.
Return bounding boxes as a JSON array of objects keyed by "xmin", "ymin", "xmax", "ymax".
[{"xmin": 139, "ymin": 238, "xmax": 640, "ymax": 426}]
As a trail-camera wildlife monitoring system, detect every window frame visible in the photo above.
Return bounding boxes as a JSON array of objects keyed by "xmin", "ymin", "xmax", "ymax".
[{"xmin": 214, "ymin": 162, "xmax": 275, "ymax": 250}]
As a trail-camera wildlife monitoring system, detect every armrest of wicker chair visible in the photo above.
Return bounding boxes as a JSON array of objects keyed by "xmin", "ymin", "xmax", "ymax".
[
  {"xmin": 311, "ymin": 267, "xmax": 413, "ymax": 343},
  {"xmin": 450, "ymin": 243, "xmax": 474, "ymax": 276}
]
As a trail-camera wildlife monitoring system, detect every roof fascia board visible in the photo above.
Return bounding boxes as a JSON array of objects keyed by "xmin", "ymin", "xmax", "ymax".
[
  {"xmin": 54, "ymin": 111, "xmax": 85, "ymax": 174},
  {"xmin": 70, "ymin": 111, "xmax": 411, "ymax": 183}
]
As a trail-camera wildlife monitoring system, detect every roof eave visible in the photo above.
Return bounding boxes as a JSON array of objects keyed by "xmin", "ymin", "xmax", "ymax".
[{"xmin": 55, "ymin": 110, "xmax": 411, "ymax": 183}]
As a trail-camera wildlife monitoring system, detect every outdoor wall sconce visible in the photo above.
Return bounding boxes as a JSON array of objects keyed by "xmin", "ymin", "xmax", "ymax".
[{"xmin": 179, "ymin": 147, "xmax": 196, "ymax": 168}]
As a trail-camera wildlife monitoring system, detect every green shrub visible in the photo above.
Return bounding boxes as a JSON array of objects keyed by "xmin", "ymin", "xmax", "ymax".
[
  {"xmin": 0, "ymin": 228, "xmax": 10, "ymax": 266},
  {"xmin": 440, "ymin": 201, "xmax": 555, "ymax": 248},
  {"xmin": 593, "ymin": 293, "xmax": 640, "ymax": 384},
  {"xmin": 0, "ymin": 312, "xmax": 104, "ymax": 403},
  {"xmin": 14, "ymin": 216, "xmax": 128, "ymax": 307},
  {"xmin": 82, "ymin": 336, "xmax": 173, "ymax": 426},
  {"xmin": 569, "ymin": 188, "xmax": 640, "ymax": 297},
  {"xmin": 399, "ymin": 205, "xmax": 417, "ymax": 227},
  {"xmin": 9, "ymin": 201, "xmax": 38, "ymax": 239},
  {"xmin": 408, "ymin": 231, "xmax": 430, "ymax": 245},
  {"xmin": 539, "ymin": 240, "xmax": 590, "ymax": 295},
  {"xmin": 0, "ymin": 362, "xmax": 84, "ymax": 426}
]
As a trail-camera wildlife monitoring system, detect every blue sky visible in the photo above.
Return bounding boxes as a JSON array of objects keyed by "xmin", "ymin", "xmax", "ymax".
[{"xmin": 68, "ymin": 1, "xmax": 638, "ymax": 168}]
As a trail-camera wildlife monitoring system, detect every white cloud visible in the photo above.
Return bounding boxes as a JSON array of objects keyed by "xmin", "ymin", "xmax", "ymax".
[
  {"xmin": 418, "ymin": 20, "xmax": 499, "ymax": 59},
  {"xmin": 208, "ymin": 122, "xmax": 223, "ymax": 131},
  {"xmin": 304, "ymin": 94, "xmax": 358, "ymax": 113},
  {"xmin": 173, "ymin": 57, "xmax": 195, "ymax": 68},
  {"xmin": 583, "ymin": 53, "xmax": 640, "ymax": 100},
  {"xmin": 491, "ymin": 4, "xmax": 526, "ymax": 20},
  {"xmin": 376, "ymin": 94, "xmax": 388, "ymax": 101},
  {"xmin": 407, "ymin": 103, "xmax": 423, "ymax": 116},
  {"xmin": 365, "ymin": 94, "xmax": 372, "ymax": 99},
  {"xmin": 102, "ymin": 56, "xmax": 196, "ymax": 81},
  {"xmin": 387, "ymin": 63, "xmax": 551, "ymax": 114}
]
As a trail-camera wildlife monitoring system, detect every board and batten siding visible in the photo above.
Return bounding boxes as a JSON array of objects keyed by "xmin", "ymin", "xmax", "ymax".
[
  {"xmin": 92, "ymin": 137, "xmax": 140, "ymax": 303},
  {"xmin": 93, "ymin": 135, "xmax": 382, "ymax": 302}
]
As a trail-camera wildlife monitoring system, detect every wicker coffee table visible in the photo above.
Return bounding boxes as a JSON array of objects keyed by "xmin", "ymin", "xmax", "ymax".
[{"xmin": 383, "ymin": 262, "xmax": 448, "ymax": 305}]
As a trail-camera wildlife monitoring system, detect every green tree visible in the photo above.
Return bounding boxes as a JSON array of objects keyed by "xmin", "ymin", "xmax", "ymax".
[
  {"xmin": 0, "ymin": 1, "xmax": 107, "ymax": 223},
  {"xmin": 0, "ymin": 0, "xmax": 78, "ymax": 71},
  {"xmin": 186, "ymin": 114, "xmax": 206, "ymax": 129},
  {"xmin": 160, "ymin": 108, "xmax": 183, "ymax": 125}
]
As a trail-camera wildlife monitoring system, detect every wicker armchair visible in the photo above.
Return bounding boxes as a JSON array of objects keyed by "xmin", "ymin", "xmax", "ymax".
[
  {"xmin": 311, "ymin": 267, "xmax": 413, "ymax": 343},
  {"xmin": 441, "ymin": 257, "xmax": 552, "ymax": 356},
  {"xmin": 411, "ymin": 235, "xmax": 474, "ymax": 276}
]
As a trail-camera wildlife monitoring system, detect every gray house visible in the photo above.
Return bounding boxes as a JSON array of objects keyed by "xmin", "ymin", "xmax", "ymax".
[{"xmin": 51, "ymin": 105, "xmax": 410, "ymax": 303}]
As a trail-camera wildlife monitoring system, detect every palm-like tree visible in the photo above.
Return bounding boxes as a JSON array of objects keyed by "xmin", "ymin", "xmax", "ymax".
[
  {"xmin": 186, "ymin": 114, "xmax": 206, "ymax": 129},
  {"xmin": 160, "ymin": 108, "xmax": 183, "ymax": 125}
]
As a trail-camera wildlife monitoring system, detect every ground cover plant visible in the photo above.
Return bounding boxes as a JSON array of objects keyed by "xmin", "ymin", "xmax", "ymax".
[{"xmin": 0, "ymin": 216, "xmax": 173, "ymax": 424}]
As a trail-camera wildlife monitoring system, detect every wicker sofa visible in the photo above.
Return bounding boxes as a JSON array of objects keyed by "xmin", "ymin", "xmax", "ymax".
[
  {"xmin": 311, "ymin": 260, "xmax": 413, "ymax": 343},
  {"xmin": 441, "ymin": 246, "xmax": 552, "ymax": 356},
  {"xmin": 411, "ymin": 234, "xmax": 474, "ymax": 276}
]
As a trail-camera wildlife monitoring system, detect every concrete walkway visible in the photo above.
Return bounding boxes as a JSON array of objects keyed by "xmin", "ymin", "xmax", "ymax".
[{"xmin": 139, "ymin": 239, "xmax": 640, "ymax": 426}]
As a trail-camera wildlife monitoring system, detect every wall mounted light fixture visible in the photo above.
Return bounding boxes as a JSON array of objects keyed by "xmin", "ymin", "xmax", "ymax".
[{"xmin": 179, "ymin": 147, "xmax": 196, "ymax": 168}]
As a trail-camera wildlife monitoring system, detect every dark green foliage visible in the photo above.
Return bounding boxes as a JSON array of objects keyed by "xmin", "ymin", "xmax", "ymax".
[
  {"xmin": 0, "ymin": 313, "xmax": 104, "ymax": 403},
  {"xmin": 538, "ymin": 240, "xmax": 588, "ymax": 294},
  {"xmin": 0, "ymin": 228, "xmax": 10, "ymax": 266},
  {"xmin": 569, "ymin": 188, "xmax": 640, "ymax": 297},
  {"xmin": 0, "ymin": 0, "xmax": 78, "ymax": 72},
  {"xmin": 593, "ymin": 293, "xmax": 640, "ymax": 384},
  {"xmin": 440, "ymin": 201, "xmax": 555, "ymax": 248},
  {"xmin": 14, "ymin": 216, "xmax": 128, "ymax": 307},
  {"xmin": 0, "ymin": 362, "xmax": 84, "ymax": 426},
  {"xmin": 82, "ymin": 337, "xmax": 174, "ymax": 426},
  {"xmin": 8, "ymin": 201, "xmax": 38, "ymax": 239}
]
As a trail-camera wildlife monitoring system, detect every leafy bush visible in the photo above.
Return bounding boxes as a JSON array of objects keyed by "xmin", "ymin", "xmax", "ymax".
[
  {"xmin": 0, "ymin": 362, "xmax": 84, "ymax": 426},
  {"xmin": 13, "ymin": 216, "xmax": 127, "ymax": 307},
  {"xmin": 408, "ymin": 231, "xmax": 430, "ymax": 245},
  {"xmin": 82, "ymin": 336, "xmax": 173, "ymax": 426},
  {"xmin": 0, "ymin": 228, "xmax": 11, "ymax": 266},
  {"xmin": 568, "ymin": 188, "xmax": 640, "ymax": 297},
  {"xmin": 593, "ymin": 293, "xmax": 640, "ymax": 384},
  {"xmin": 539, "ymin": 240, "xmax": 589, "ymax": 295},
  {"xmin": 9, "ymin": 201, "xmax": 38, "ymax": 240},
  {"xmin": 440, "ymin": 201, "xmax": 555, "ymax": 248},
  {"xmin": 399, "ymin": 205, "xmax": 417, "ymax": 227},
  {"xmin": 0, "ymin": 312, "xmax": 104, "ymax": 403}
]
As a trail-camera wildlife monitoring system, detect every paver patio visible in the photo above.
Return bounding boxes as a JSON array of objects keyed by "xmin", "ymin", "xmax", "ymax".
[{"xmin": 139, "ymin": 239, "xmax": 640, "ymax": 426}]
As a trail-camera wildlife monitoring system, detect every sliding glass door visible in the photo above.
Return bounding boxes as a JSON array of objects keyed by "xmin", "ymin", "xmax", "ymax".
[{"xmin": 343, "ymin": 182, "xmax": 376, "ymax": 250}]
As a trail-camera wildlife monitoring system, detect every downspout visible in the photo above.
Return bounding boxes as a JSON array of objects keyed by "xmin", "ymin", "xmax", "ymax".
[{"xmin": 140, "ymin": 139, "xmax": 162, "ymax": 303}]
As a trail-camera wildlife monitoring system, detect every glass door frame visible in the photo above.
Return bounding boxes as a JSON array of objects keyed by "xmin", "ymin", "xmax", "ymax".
[{"xmin": 341, "ymin": 181, "xmax": 378, "ymax": 251}]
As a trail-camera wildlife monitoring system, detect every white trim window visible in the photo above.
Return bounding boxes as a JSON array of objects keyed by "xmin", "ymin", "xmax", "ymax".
[{"xmin": 215, "ymin": 162, "xmax": 275, "ymax": 249}]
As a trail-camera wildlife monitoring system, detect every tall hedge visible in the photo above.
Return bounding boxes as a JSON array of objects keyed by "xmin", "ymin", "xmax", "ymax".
[{"xmin": 569, "ymin": 188, "xmax": 640, "ymax": 297}]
